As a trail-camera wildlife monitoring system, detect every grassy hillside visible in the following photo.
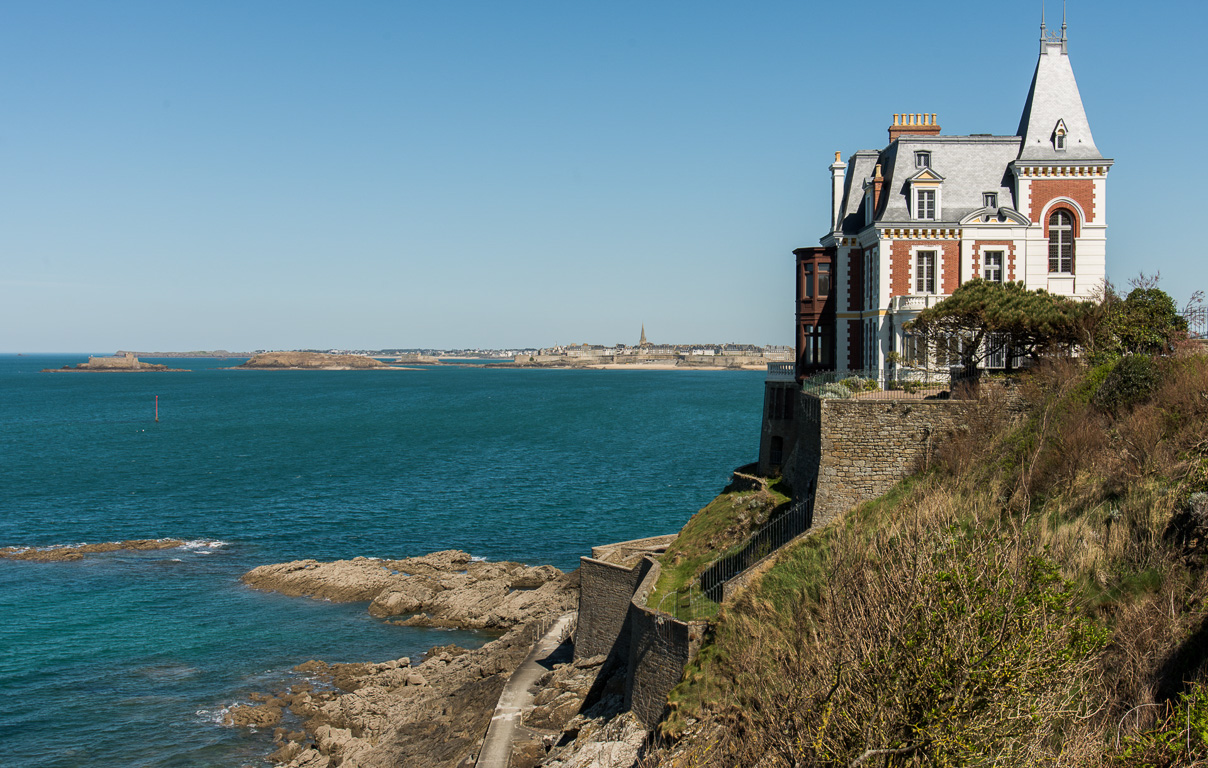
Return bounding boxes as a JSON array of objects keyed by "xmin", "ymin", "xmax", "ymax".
[
  {"xmin": 646, "ymin": 477, "xmax": 790, "ymax": 619},
  {"xmin": 658, "ymin": 354, "xmax": 1208, "ymax": 767}
]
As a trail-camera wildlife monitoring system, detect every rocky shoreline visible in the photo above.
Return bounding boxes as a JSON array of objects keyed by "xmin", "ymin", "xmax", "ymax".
[{"xmin": 234, "ymin": 550, "xmax": 584, "ymax": 767}]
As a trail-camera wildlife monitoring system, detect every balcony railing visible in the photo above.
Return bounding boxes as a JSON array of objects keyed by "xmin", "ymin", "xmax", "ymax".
[
  {"xmin": 766, "ymin": 362, "xmax": 796, "ymax": 382},
  {"xmin": 1185, "ymin": 307, "xmax": 1207, "ymax": 339},
  {"xmin": 891, "ymin": 293, "xmax": 950, "ymax": 312}
]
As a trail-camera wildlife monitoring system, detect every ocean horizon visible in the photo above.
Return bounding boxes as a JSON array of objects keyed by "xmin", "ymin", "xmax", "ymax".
[{"xmin": 0, "ymin": 354, "xmax": 762, "ymax": 767}]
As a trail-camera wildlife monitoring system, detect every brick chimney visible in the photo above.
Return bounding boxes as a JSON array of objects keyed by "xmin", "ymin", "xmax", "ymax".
[{"xmin": 889, "ymin": 113, "xmax": 941, "ymax": 142}]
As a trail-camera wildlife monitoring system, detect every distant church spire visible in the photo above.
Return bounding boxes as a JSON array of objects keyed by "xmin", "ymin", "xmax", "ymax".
[{"xmin": 639, "ymin": 324, "xmax": 648, "ymax": 347}]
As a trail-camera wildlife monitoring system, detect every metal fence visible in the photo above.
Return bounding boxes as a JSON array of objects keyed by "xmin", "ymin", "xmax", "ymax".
[
  {"xmin": 1186, "ymin": 307, "xmax": 1207, "ymax": 339},
  {"xmin": 799, "ymin": 368, "xmax": 980, "ymax": 401},
  {"xmin": 698, "ymin": 495, "xmax": 815, "ymax": 602},
  {"xmin": 657, "ymin": 495, "xmax": 817, "ymax": 622}
]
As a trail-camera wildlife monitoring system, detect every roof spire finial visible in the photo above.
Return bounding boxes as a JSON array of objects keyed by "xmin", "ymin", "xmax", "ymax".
[{"xmin": 1039, "ymin": 1, "xmax": 1067, "ymax": 52}]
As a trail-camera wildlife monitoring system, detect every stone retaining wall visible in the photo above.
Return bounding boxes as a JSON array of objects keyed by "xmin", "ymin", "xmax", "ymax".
[
  {"xmin": 589, "ymin": 534, "xmax": 677, "ymax": 564},
  {"xmin": 574, "ymin": 556, "xmax": 652, "ymax": 663},
  {"xmin": 625, "ymin": 557, "xmax": 707, "ymax": 728},
  {"xmin": 792, "ymin": 394, "xmax": 970, "ymax": 524}
]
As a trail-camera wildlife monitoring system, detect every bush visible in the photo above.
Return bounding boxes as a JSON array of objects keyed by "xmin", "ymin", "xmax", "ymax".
[
  {"xmin": 840, "ymin": 376, "xmax": 879, "ymax": 393},
  {"xmin": 1093, "ymin": 355, "xmax": 1161, "ymax": 414},
  {"xmin": 815, "ymin": 383, "xmax": 852, "ymax": 400}
]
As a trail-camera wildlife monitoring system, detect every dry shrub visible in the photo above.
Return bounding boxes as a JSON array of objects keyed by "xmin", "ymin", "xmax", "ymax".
[
  {"xmin": 1053, "ymin": 404, "xmax": 1111, "ymax": 483},
  {"xmin": 681, "ymin": 490, "xmax": 1110, "ymax": 768}
]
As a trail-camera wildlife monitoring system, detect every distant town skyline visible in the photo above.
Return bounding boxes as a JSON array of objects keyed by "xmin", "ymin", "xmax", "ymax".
[{"xmin": 3, "ymin": 1, "xmax": 1203, "ymax": 352}]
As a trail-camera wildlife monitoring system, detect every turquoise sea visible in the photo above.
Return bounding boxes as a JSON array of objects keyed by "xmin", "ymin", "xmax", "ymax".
[{"xmin": 0, "ymin": 355, "xmax": 763, "ymax": 767}]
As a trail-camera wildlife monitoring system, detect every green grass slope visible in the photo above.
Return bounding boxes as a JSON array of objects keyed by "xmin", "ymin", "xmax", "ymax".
[{"xmin": 646, "ymin": 477, "xmax": 790, "ymax": 619}]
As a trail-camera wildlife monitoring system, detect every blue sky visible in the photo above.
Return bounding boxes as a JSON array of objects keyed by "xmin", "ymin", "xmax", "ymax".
[{"xmin": 2, "ymin": 1, "xmax": 1203, "ymax": 352}]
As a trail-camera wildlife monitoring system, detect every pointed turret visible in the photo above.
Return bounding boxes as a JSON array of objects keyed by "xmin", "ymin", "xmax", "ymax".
[
  {"xmin": 639, "ymin": 324, "xmax": 648, "ymax": 347},
  {"xmin": 1016, "ymin": 15, "xmax": 1102, "ymax": 161}
]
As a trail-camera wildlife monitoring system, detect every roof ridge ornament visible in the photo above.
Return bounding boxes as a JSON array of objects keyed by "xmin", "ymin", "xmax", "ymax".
[{"xmin": 1040, "ymin": 1, "xmax": 1068, "ymax": 51}]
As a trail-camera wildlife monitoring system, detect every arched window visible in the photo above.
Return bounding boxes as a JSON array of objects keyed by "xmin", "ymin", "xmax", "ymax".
[{"xmin": 1048, "ymin": 210, "xmax": 1074, "ymax": 274}]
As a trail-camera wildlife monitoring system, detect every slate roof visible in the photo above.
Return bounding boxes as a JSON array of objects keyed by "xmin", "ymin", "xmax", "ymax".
[
  {"xmin": 1016, "ymin": 40, "xmax": 1103, "ymax": 161},
  {"xmin": 878, "ymin": 136, "xmax": 1022, "ymax": 225},
  {"xmin": 835, "ymin": 136, "xmax": 1023, "ymax": 234}
]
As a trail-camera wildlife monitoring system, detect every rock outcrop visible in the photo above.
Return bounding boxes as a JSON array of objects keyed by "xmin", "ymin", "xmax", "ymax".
[
  {"xmin": 0, "ymin": 539, "xmax": 188, "ymax": 562},
  {"xmin": 241, "ymin": 550, "xmax": 566, "ymax": 630},
  {"xmin": 236, "ymin": 352, "xmax": 392, "ymax": 370}
]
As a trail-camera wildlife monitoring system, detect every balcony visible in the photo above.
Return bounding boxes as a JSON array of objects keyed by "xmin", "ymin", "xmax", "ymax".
[
  {"xmin": 891, "ymin": 293, "xmax": 950, "ymax": 313},
  {"xmin": 766, "ymin": 362, "xmax": 796, "ymax": 382}
]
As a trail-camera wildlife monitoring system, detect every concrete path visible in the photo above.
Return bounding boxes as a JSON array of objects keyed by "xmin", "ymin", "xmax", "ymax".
[{"xmin": 475, "ymin": 612, "xmax": 576, "ymax": 768}]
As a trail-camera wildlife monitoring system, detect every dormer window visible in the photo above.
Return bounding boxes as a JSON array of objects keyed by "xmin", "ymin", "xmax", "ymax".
[
  {"xmin": 983, "ymin": 192, "xmax": 998, "ymax": 208},
  {"xmin": 915, "ymin": 151, "xmax": 931, "ymax": 168},
  {"xmin": 1052, "ymin": 119, "xmax": 1068, "ymax": 151},
  {"xmin": 907, "ymin": 167, "xmax": 943, "ymax": 221}
]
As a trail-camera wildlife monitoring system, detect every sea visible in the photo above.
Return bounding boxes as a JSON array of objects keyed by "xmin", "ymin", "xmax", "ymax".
[{"xmin": 0, "ymin": 354, "xmax": 763, "ymax": 767}]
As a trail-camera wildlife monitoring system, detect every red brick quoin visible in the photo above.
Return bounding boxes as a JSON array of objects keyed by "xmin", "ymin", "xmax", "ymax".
[
  {"xmin": 889, "ymin": 240, "xmax": 959, "ymax": 297},
  {"xmin": 972, "ymin": 241, "xmax": 1018, "ymax": 282}
]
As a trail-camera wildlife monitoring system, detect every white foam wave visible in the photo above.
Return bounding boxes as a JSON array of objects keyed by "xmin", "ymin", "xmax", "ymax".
[
  {"xmin": 470, "ymin": 555, "xmax": 488, "ymax": 562},
  {"xmin": 178, "ymin": 539, "xmax": 229, "ymax": 551},
  {"xmin": 195, "ymin": 705, "xmax": 232, "ymax": 726}
]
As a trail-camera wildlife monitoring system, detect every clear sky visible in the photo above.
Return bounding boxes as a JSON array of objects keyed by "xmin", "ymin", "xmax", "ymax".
[{"xmin": 2, "ymin": 1, "xmax": 1203, "ymax": 352}]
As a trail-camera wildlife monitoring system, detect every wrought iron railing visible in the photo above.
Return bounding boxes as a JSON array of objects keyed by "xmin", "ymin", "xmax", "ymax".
[
  {"xmin": 798, "ymin": 368, "xmax": 979, "ymax": 401},
  {"xmin": 698, "ymin": 495, "xmax": 814, "ymax": 603}
]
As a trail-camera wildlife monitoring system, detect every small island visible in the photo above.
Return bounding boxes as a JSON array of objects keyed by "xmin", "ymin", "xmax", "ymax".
[
  {"xmin": 43, "ymin": 353, "xmax": 187, "ymax": 372},
  {"xmin": 234, "ymin": 351, "xmax": 401, "ymax": 370}
]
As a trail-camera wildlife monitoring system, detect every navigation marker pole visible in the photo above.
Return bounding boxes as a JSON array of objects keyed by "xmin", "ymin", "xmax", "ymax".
[{"xmin": 155, "ymin": 395, "xmax": 159, "ymax": 423}]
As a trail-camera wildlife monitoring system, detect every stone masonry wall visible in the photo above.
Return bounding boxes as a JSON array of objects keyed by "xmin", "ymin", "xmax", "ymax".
[
  {"xmin": 625, "ymin": 557, "xmax": 707, "ymax": 728},
  {"xmin": 785, "ymin": 393, "xmax": 822, "ymax": 504},
  {"xmin": 574, "ymin": 556, "xmax": 652, "ymax": 663},
  {"xmin": 794, "ymin": 394, "xmax": 970, "ymax": 525}
]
